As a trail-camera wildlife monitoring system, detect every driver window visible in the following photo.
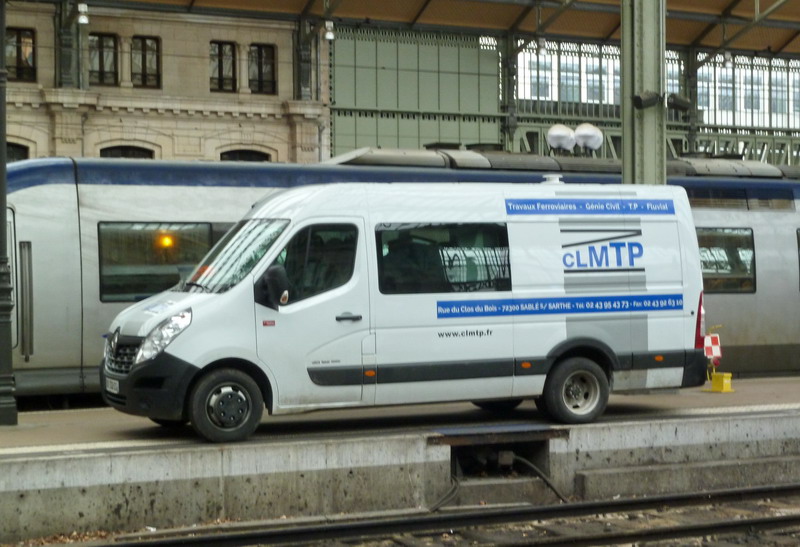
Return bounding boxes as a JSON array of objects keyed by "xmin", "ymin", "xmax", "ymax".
[{"xmin": 271, "ymin": 223, "xmax": 358, "ymax": 304}]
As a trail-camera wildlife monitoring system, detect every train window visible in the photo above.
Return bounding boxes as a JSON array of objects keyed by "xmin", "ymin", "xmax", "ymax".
[
  {"xmin": 687, "ymin": 187, "xmax": 795, "ymax": 211},
  {"xmin": 696, "ymin": 228, "xmax": 755, "ymax": 293},
  {"xmin": 98, "ymin": 222, "xmax": 229, "ymax": 302},
  {"xmin": 746, "ymin": 188, "xmax": 795, "ymax": 211},
  {"xmin": 376, "ymin": 223, "xmax": 511, "ymax": 294},
  {"xmin": 686, "ymin": 188, "xmax": 747, "ymax": 209}
]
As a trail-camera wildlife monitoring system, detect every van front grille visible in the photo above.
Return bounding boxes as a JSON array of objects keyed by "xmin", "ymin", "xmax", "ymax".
[{"xmin": 106, "ymin": 343, "xmax": 139, "ymax": 375}]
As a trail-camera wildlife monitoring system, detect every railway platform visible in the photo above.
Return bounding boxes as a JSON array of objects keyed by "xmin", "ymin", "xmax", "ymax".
[{"xmin": 2, "ymin": 376, "xmax": 800, "ymax": 543}]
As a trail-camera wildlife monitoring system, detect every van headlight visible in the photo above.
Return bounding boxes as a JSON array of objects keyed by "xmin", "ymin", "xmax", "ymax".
[{"xmin": 135, "ymin": 309, "xmax": 192, "ymax": 364}]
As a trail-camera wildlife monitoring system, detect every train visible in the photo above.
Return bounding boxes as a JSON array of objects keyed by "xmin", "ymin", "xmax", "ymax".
[{"xmin": 5, "ymin": 149, "xmax": 800, "ymax": 397}]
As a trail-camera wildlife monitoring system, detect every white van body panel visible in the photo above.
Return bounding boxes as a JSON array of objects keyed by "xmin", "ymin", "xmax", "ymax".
[
  {"xmin": 104, "ymin": 182, "xmax": 705, "ymax": 436},
  {"xmin": 254, "ymin": 216, "xmax": 371, "ymax": 410}
]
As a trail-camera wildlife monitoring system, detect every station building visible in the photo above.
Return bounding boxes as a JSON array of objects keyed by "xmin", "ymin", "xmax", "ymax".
[{"xmin": 6, "ymin": 1, "xmax": 800, "ymax": 164}]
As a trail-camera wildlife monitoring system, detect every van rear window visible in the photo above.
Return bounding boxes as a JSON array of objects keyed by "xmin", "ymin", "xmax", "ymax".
[{"xmin": 376, "ymin": 223, "xmax": 511, "ymax": 294}]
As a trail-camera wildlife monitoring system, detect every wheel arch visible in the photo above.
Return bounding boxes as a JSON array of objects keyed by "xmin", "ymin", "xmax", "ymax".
[
  {"xmin": 546, "ymin": 337, "xmax": 617, "ymax": 382},
  {"xmin": 186, "ymin": 358, "xmax": 274, "ymax": 417}
]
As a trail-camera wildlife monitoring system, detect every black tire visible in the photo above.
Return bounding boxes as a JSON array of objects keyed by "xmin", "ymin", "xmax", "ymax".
[
  {"xmin": 542, "ymin": 357, "xmax": 608, "ymax": 424},
  {"xmin": 472, "ymin": 398, "xmax": 523, "ymax": 413},
  {"xmin": 150, "ymin": 417, "xmax": 188, "ymax": 428},
  {"xmin": 189, "ymin": 368, "xmax": 264, "ymax": 443}
]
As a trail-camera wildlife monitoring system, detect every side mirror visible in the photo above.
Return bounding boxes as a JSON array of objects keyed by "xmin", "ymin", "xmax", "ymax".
[{"xmin": 257, "ymin": 264, "xmax": 290, "ymax": 310}]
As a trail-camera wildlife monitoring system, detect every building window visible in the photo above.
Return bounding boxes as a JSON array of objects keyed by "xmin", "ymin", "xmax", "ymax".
[
  {"xmin": 220, "ymin": 149, "xmax": 271, "ymax": 162},
  {"xmin": 6, "ymin": 28, "xmax": 36, "ymax": 82},
  {"xmin": 376, "ymin": 223, "xmax": 511, "ymax": 294},
  {"xmin": 132, "ymin": 36, "xmax": 160, "ymax": 88},
  {"xmin": 100, "ymin": 146, "xmax": 154, "ymax": 159},
  {"xmin": 89, "ymin": 33, "xmax": 118, "ymax": 85},
  {"xmin": 8, "ymin": 143, "xmax": 29, "ymax": 163},
  {"xmin": 249, "ymin": 44, "xmax": 276, "ymax": 94},
  {"xmin": 210, "ymin": 41, "xmax": 236, "ymax": 92}
]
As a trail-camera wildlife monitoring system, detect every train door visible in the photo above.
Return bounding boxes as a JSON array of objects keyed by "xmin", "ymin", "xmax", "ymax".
[
  {"xmin": 10, "ymin": 182, "xmax": 83, "ymax": 395},
  {"xmin": 5, "ymin": 208, "xmax": 16, "ymax": 348}
]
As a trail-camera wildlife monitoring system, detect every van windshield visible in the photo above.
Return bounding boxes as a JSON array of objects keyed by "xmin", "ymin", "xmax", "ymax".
[{"xmin": 181, "ymin": 219, "xmax": 289, "ymax": 294}]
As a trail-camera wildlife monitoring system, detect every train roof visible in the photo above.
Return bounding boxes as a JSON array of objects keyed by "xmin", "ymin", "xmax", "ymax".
[
  {"xmin": 6, "ymin": 152, "xmax": 800, "ymax": 195},
  {"xmin": 326, "ymin": 147, "xmax": 792, "ymax": 179}
]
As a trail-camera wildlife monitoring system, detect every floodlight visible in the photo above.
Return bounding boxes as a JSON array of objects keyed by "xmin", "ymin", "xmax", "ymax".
[
  {"xmin": 324, "ymin": 21, "xmax": 335, "ymax": 41},
  {"xmin": 633, "ymin": 91, "xmax": 662, "ymax": 109}
]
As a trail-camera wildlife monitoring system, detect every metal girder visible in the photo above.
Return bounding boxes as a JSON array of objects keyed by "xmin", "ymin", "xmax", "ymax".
[
  {"xmin": 301, "ymin": 0, "xmax": 316, "ymax": 18},
  {"xmin": 411, "ymin": 0, "xmax": 434, "ymax": 27},
  {"xmin": 776, "ymin": 30, "xmax": 800, "ymax": 54},
  {"xmin": 509, "ymin": 2, "xmax": 534, "ymax": 34},
  {"xmin": 86, "ymin": 0, "xmax": 800, "ymax": 37},
  {"xmin": 513, "ymin": 0, "xmax": 578, "ymax": 55},
  {"xmin": 689, "ymin": 0, "xmax": 744, "ymax": 47},
  {"xmin": 696, "ymin": 0, "xmax": 792, "ymax": 68}
]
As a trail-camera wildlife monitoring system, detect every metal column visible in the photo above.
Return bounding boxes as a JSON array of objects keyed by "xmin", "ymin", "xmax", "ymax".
[
  {"xmin": 0, "ymin": 0, "xmax": 19, "ymax": 425},
  {"xmin": 621, "ymin": 0, "xmax": 667, "ymax": 185}
]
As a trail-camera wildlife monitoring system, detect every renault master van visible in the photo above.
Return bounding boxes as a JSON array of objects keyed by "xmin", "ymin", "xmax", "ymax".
[{"xmin": 101, "ymin": 182, "xmax": 706, "ymax": 442}]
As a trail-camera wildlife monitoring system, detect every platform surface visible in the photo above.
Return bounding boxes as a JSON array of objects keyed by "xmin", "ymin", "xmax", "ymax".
[{"xmin": 1, "ymin": 376, "xmax": 798, "ymax": 453}]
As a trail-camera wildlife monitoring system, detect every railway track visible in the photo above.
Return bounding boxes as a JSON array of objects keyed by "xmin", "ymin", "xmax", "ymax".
[{"xmin": 105, "ymin": 483, "xmax": 800, "ymax": 546}]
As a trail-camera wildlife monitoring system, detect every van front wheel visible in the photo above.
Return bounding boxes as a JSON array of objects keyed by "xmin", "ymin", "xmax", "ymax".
[
  {"xmin": 543, "ymin": 357, "xmax": 608, "ymax": 424},
  {"xmin": 189, "ymin": 369, "xmax": 264, "ymax": 443}
]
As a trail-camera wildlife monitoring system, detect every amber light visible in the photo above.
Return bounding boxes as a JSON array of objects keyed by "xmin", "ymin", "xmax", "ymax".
[
  {"xmin": 364, "ymin": 370, "xmax": 376, "ymax": 377},
  {"xmin": 655, "ymin": 355, "xmax": 664, "ymax": 362},
  {"xmin": 521, "ymin": 361, "xmax": 532, "ymax": 369},
  {"xmin": 156, "ymin": 234, "xmax": 175, "ymax": 249}
]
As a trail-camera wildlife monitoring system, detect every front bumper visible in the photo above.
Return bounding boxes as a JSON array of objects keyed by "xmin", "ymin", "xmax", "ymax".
[{"xmin": 100, "ymin": 351, "xmax": 199, "ymax": 421}]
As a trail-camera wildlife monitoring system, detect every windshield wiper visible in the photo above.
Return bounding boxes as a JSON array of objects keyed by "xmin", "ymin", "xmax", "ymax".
[{"xmin": 184, "ymin": 281, "xmax": 210, "ymax": 292}]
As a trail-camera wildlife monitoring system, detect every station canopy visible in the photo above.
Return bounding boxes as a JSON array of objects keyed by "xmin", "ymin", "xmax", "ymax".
[{"xmin": 116, "ymin": 0, "xmax": 800, "ymax": 55}]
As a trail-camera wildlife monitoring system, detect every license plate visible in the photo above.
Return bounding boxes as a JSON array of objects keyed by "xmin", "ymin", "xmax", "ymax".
[{"xmin": 105, "ymin": 377, "xmax": 120, "ymax": 394}]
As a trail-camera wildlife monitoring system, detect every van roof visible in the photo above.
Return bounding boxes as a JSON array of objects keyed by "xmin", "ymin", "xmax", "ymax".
[{"xmin": 247, "ymin": 182, "xmax": 687, "ymax": 222}]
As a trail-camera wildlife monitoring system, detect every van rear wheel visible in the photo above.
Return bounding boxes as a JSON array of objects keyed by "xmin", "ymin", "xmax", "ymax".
[
  {"xmin": 189, "ymin": 368, "xmax": 263, "ymax": 443},
  {"xmin": 543, "ymin": 357, "xmax": 608, "ymax": 424}
]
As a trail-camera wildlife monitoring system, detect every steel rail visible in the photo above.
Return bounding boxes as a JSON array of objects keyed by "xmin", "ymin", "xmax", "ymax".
[
  {"xmin": 109, "ymin": 482, "xmax": 800, "ymax": 546},
  {"xmin": 521, "ymin": 514, "xmax": 800, "ymax": 546}
]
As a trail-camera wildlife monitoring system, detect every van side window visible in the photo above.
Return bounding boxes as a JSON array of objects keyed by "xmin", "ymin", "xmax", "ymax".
[
  {"xmin": 696, "ymin": 227, "xmax": 755, "ymax": 293},
  {"xmin": 376, "ymin": 223, "xmax": 511, "ymax": 294},
  {"xmin": 272, "ymin": 224, "xmax": 358, "ymax": 303},
  {"xmin": 98, "ymin": 222, "xmax": 231, "ymax": 302}
]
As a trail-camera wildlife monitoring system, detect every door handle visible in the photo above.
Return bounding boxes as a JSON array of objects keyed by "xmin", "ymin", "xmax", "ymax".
[
  {"xmin": 19, "ymin": 241, "xmax": 33, "ymax": 362},
  {"xmin": 335, "ymin": 313, "xmax": 362, "ymax": 322}
]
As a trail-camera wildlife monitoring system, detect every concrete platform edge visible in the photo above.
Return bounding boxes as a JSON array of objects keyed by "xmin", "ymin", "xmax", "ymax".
[{"xmin": 0, "ymin": 434, "xmax": 452, "ymax": 543}]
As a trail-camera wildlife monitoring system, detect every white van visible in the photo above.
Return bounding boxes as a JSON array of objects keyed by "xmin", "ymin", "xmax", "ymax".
[{"xmin": 101, "ymin": 182, "xmax": 707, "ymax": 442}]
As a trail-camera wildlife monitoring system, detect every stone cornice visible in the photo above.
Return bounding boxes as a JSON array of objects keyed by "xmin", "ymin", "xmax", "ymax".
[{"xmin": 10, "ymin": 87, "xmax": 324, "ymax": 121}]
